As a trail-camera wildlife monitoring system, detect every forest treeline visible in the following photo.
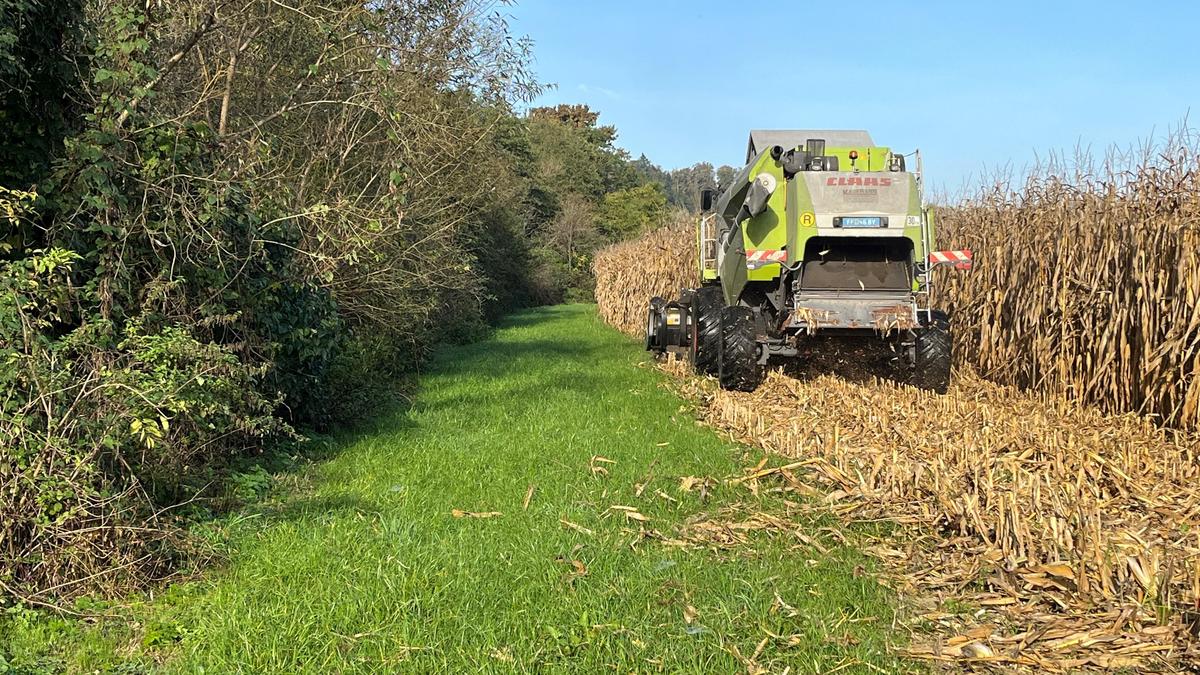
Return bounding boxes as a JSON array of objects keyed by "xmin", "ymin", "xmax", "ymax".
[{"xmin": 0, "ymin": 0, "xmax": 724, "ymax": 602}]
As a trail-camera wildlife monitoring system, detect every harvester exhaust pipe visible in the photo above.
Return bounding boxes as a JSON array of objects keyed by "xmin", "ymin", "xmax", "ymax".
[{"xmin": 742, "ymin": 173, "xmax": 777, "ymax": 219}]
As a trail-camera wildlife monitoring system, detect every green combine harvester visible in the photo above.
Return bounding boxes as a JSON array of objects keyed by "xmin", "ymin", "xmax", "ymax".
[{"xmin": 645, "ymin": 130, "xmax": 971, "ymax": 392}]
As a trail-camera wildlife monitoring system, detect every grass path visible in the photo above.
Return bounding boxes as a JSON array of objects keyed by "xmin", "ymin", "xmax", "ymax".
[{"xmin": 4, "ymin": 305, "xmax": 907, "ymax": 673}]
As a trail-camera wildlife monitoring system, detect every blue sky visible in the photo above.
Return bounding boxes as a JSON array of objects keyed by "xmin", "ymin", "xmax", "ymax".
[{"xmin": 508, "ymin": 0, "xmax": 1197, "ymax": 193}]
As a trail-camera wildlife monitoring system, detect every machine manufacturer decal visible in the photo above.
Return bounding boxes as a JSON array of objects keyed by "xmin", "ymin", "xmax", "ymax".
[{"xmin": 825, "ymin": 176, "xmax": 894, "ymax": 187}]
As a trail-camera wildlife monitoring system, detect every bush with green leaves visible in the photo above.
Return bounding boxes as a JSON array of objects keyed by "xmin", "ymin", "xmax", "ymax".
[{"xmin": 0, "ymin": 0, "xmax": 549, "ymax": 602}]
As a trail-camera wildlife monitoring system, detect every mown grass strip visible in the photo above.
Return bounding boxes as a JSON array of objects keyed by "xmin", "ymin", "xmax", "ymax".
[{"xmin": 2, "ymin": 305, "xmax": 911, "ymax": 673}]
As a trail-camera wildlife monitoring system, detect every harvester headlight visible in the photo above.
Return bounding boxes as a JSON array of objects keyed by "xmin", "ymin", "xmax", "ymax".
[{"xmin": 809, "ymin": 157, "xmax": 824, "ymax": 171}]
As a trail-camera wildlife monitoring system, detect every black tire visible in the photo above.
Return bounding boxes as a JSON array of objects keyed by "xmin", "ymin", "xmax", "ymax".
[
  {"xmin": 909, "ymin": 310, "xmax": 952, "ymax": 394},
  {"xmin": 644, "ymin": 306, "xmax": 657, "ymax": 351},
  {"xmin": 717, "ymin": 306, "xmax": 764, "ymax": 391},
  {"xmin": 690, "ymin": 286, "xmax": 723, "ymax": 375},
  {"xmin": 644, "ymin": 297, "xmax": 665, "ymax": 352}
]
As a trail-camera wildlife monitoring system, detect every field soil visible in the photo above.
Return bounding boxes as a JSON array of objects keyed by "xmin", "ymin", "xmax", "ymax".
[{"xmin": 2, "ymin": 305, "xmax": 911, "ymax": 674}]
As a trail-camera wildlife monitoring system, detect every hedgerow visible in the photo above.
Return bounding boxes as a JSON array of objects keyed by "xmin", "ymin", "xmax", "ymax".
[{"xmin": 0, "ymin": 0, "xmax": 540, "ymax": 602}]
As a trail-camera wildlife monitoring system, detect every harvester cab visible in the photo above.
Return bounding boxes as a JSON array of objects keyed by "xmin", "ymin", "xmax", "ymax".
[{"xmin": 647, "ymin": 129, "xmax": 972, "ymax": 393}]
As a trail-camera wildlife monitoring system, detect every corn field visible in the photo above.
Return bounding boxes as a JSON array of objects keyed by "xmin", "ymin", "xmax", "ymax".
[
  {"xmin": 593, "ymin": 213, "xmax": 697, "ymax": 336},
  {"xmin": 939, "ymin": 136, "xmax": 1200, "ymax": 429},
  {"xmin": 597, "ymin": 136, "xmax": 1200, "ymax": 431},
  {"xmin": 593, "ymin": 134, "xmax": 1200, "ymax": 670}
]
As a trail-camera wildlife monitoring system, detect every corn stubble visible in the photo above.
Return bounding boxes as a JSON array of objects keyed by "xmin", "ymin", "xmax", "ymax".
[
  {"xmin": 677, "ymin": 366, "xmax": 1200, "ymax": 670},
  {"xmin": 594, "ymin": 137, "xmax": 1200, "ymax": 670}
]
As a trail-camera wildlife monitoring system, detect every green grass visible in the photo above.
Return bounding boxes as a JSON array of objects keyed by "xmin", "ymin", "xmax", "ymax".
[{"xmin": 2, "ymin": 305, "xmax": 909, "ymax": 673}]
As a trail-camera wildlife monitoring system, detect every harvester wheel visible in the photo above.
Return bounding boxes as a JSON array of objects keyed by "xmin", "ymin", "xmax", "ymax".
[
  {"xmin": 690, "ymin": 286, "xmax": 723, "ymax": 375},
  {"xmin": 717, "ymin": 306, "xmax": 763, "ymax": 392},
  {"xmin": 910, "ymin": 310, "xmax": 951, "ymax": 394}
]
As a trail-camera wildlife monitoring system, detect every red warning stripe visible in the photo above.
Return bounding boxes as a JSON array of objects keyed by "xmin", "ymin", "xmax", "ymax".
[
  {"xmin": 746, "ymin": 249, "xmax": 787, "ymax": 263},
  {"xmin": 929, "ymin": 249, "xmax": 973, "ymax": 270}
]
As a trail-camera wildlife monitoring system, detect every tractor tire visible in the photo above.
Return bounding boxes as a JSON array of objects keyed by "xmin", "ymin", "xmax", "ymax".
[
  {"xmin": 644, "ymin": 297, "xmax": 666, "ymax": 352},
  {"xmin": 909, "ymin": 310, "xmax": 952, "ymax": 394},
  {"xmin": 717, "ymin": 306, "xmax": 764, "ymax": 392},
  {"xmin": 644, "ymin": 306, "xmax": 658, "ymax": 352},
  {"xmin": 690, "ymin": 286, "xmax": 723, "ymax": 375}
]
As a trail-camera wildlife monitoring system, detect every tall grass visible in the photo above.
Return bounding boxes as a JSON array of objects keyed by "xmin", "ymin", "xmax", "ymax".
[{"xmin": 939, "ymin": 131, "xmax": 1200, "ymax": 428}]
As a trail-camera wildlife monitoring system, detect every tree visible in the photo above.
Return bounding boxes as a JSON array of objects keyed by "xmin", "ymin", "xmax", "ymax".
[
  {"xmin": 524, "ymin": 103, "xmax": 638, "ymax": 230},
  {"xmin": 665, "ymin": 162, "xmax": 717, "ymax": 211},
  {"xmin": 631, "ymin": 157, "xmax": 726, "ymax": 212},
  {"xmin": 717, "ymin": 164, "xmax": 737, "ymax": 189},
  {"xmin": 530, "ymin": 103, "xmax": 617, "ymax": 147},
  {"xmin": 546, "ymin": 194, "xmax": 603, "ymax": 266},
  {"xmin": 598, "ymin": 183, "xmax": 669, "ymax": 239},
  {"xmin": 0, "ymin": 0, "xmax": 83, "ymax": 253},
  {"xmin": 0, "ymin": 0, "xmax": 550, "ymax": 601},
  {"xmin": 530, "ymin": 103, "xmax": 598, "ymax": 130}
]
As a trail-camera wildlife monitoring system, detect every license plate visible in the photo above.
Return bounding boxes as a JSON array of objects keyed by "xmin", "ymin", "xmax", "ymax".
[{"xmin": 839, "ymin": 216, "xmax": 884, "ymax": 228}]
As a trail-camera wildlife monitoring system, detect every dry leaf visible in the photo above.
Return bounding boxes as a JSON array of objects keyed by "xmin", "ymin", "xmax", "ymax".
[
  {"xmin": 683, "ymin": 604, "xmax": 698, "ymax": 625},
  {"xmin": 559, "ymin": 518, "xmax": 594, "ymax": 536},
  {"xmin": 590, "ymin": 455, "xmax": 615, "ymax": 477},
  {"xmin": 608, "ymin": 505, "xmax": 649, "ymax": 522},
  {"xmin": 961, "ymin": 642, "xmax": 995, "ymax": 658},
  {"xmin": 451, "ymin": 509, "xmax": 501, "ymax": 519},
  {"xmin": 1037, "ymin": 562, "xmax": 1075, "ymax": 579},
  {"xmin": 977, "ymin": 596, "xmax": 1018, "ymax": 606}
]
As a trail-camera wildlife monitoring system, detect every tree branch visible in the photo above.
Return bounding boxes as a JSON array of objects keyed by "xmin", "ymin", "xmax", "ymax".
[{"xmin": 116, "ymin": 8, "xmax": 218, "ymax": 128}]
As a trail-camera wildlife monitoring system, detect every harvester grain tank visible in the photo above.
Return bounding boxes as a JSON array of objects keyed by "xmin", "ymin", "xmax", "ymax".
[{"xmin": 645, "ymin": 130, "xmax": 972, "ymax": 392}]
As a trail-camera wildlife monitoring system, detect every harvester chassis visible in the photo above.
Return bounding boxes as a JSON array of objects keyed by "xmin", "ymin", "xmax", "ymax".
[
  {"xmin": 650, "ymin": 285, "xmax": 951, "ymax": 393},
  {"xmin": 645, "ymin": 131, "xmax": 968, "ymax": 394}
]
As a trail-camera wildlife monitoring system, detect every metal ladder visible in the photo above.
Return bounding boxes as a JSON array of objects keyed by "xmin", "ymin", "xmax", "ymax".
[{"xmin": 699, "ymin": 213, "xmax": 719, "ymax": 276}]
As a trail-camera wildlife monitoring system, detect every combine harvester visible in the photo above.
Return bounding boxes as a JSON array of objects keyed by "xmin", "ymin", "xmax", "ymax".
[{"xmin": 646, "ymin": 130, "xmax": 971, "ymax": 392}]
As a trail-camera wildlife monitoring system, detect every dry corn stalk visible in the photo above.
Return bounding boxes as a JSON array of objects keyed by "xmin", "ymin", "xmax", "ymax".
[
  {"xmin": 938, "ymin": 132, "xmax": 1200, "ymax": 429},
  {"xmin": 592, "ymin": 212, "xmax": 697, "ymax": 337}
]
